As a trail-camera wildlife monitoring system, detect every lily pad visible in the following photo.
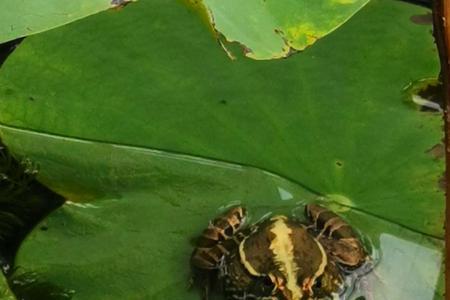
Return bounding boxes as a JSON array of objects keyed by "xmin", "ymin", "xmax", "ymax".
[
  {"xmin": 0, "ymin": 0, "xmax": 444, "ymax": 298},
  {"xmin": 11, "ymin": 200, "xmax": 444, "ymax": 300},
  {"xmin": 6, "ymin": 131, "xmax": 318, "ymax": 299},
  {"xmin": 0, "ymin": 0, "xmax": 132, "ymax": 44},
  {"xmin": 195, "ymin": 0, "xmax": 369, "ymax": 59},
  {"xmin": 0, "ymin": 0, "xmax": 443, "ymax": 236},
  {"xmin": 5, "ymin": 131, "xmax": 444, "ymax": 299},
  {"xmin": 2, "ymin": 130, "xmax": 441, "ymax": 300}
]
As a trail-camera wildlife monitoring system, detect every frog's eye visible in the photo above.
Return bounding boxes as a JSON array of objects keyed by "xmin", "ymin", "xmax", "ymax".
[{"xmin": 224, "ymin": 226, "xmax": 234, "ymax": 237}]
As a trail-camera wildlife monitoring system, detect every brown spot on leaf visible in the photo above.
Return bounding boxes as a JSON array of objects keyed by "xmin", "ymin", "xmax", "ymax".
[
  {"xmin": 243, "ymin": 46, "xmax": 253, "ymax": 55},
  {"xmin": 426, "ymin": 144, "xmax": 444, "ymax": 160},
  {"xmin": 439, "ymin": 174, "xmax": 446, "ymax": 191},
  {"xmin": 410, "ymin": 13, "xmax": 432, "ymax": 25}
]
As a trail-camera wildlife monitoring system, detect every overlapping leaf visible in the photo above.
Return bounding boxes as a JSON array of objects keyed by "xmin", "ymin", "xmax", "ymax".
[
  {"xmin": 196, "ymin": 0, "xmax": 369, "ymax": 59},
  {"xmin": 0, "ymin": 0, "xmax": 131, "ymax": 43}
]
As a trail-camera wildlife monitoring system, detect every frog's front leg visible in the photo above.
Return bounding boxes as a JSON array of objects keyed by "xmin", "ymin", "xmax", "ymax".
[
  {"xmin": 304, "ymin": 204, "xmax": 345, "ymax": 238},
  {"xmin": 304, "ymin": 204, "xmax": 368, "ymax": 268},
  {"xmin": 191, "ymin": 206, "xmax": 247, "ymax": 269},
  {"xmin": 191, "ymin": 206, "xmax": 248, "ymax": 300}
]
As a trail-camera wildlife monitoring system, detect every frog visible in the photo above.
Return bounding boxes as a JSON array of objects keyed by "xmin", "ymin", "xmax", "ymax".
[{"xmin": 190, "ymin": 204, "xmax": 369, "ymax": 300}]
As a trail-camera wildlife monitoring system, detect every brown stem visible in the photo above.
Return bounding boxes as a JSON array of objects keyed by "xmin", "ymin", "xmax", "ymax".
[{"xmin": 432, "ymin": 0, "xmax": 450, "ymax": 298}]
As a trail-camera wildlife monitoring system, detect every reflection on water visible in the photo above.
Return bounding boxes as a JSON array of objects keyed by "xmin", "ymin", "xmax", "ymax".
[
  {"xmin": 352, "ymin": 234, "xmax": 442, "ymax": 300},
  {"xmin": 277, "ymin": 187, "xmax": 294, "ymax": 201}
]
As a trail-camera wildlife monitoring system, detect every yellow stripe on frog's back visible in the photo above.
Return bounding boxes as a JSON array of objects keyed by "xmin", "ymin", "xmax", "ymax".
[{"xmin": 269, "ymin": 216, "xmax": 303, "ymax": 300}]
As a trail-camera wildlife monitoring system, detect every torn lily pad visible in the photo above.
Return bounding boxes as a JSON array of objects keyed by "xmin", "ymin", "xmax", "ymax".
[{"xmin": 200, "ymin": 0, "xmax": 369, "ymax": 59}]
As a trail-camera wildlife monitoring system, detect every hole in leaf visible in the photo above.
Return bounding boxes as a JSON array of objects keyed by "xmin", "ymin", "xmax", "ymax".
[{"xmin": 404, "ymin": 78, "xmax": 443, "ymax": 113}]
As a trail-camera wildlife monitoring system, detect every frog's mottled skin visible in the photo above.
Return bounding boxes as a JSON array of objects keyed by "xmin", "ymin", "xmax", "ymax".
[{"xmin": 190, "ymin": 205, "xmax": 368, "ymax": 300}]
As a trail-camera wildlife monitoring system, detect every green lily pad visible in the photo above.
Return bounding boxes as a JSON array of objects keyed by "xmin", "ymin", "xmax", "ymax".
[
  {"xmin": 11, "ymin": 200, "xmax": 444, "ymax": 300},
  {"xmin": 0, "ymin": 0, "xmax": 443, "ymax": 236},
  {"xmin": 195, "ymin": 0, "xmax": 369, "ymax": 59},
  {"xmin": 0, "ymin": 0, "xmax": 133, "ymax": 44},
  {"xmin": 4, "ymin": 131, "xmax": 444, "ymax": 299},
  {"xmin": 6, "ymin": 131, "xmax": 317, "ymax": 299},
  {"xmin": 0, "ymin": 0, "xmax": 444, "ymax": 298}
]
